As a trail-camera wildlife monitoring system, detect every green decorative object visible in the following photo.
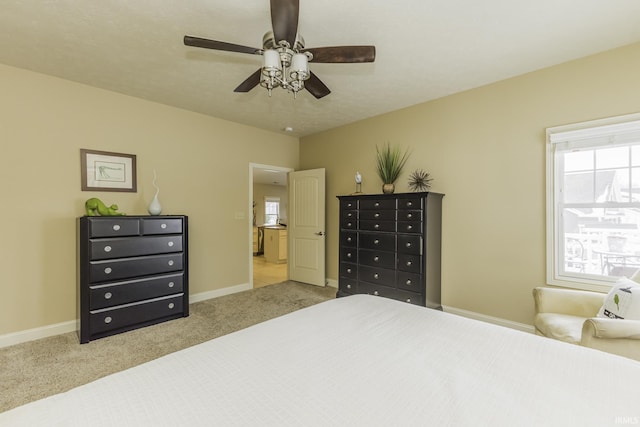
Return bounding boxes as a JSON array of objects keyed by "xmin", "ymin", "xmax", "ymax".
[
  {"xmin": 375, "ymin": 143, "xmax": 410, "ymax": 194},
  {"xmin": 408, "ymin": 169, "xmax": 433, "ymax": 192},
  {"xmin": 614, "ymin": 293, "xmax": 620, "ymax": 310},
  {"xmin": 85, "ymin": 198, "xmax": 126, "ymax": 216}
]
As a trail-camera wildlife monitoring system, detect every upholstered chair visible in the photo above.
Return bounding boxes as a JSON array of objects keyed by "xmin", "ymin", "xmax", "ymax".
[{"xmin": 533, "ymin": 286, "xmax": 640, "ymax": 361}]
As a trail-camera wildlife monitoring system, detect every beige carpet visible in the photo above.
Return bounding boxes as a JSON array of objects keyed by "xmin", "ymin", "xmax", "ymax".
[{"xmin": 0, "ymin": 281, "xmax": 336, "ymax": 413}]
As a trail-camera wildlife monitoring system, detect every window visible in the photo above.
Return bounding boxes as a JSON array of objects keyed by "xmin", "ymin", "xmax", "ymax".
[
  {"xmin": 547, "ymin": 113, "xmax": 640, "ymax": 291},
  {"xmin": 264, "ymin": 197, "xmax": 280, "ymax": 225}
]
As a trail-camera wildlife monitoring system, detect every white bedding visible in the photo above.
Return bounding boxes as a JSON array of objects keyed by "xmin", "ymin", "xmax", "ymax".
[{"xmin": 2, "ymin": 294, "xmax": 639, "ymax": 426}]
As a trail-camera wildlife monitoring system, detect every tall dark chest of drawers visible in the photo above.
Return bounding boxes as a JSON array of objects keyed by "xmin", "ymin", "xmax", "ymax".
[
  {"xmin": 337, "ymin": 192, "xmax": 443, "ymax": 309},
  {"xmin": 78, "ymin": 215, "xmax": 189, "ymax": 343}
]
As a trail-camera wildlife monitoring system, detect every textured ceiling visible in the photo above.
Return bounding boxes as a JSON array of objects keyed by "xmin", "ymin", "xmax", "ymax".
[{"xmin": 1, "ymin": 1, "xmax": 640, "ymax": 136}]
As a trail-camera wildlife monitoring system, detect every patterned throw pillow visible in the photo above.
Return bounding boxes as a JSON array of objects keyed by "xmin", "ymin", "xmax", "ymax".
[{"xmin": 597, "ymin": 277, "xmax": 640, "ymax": 320}]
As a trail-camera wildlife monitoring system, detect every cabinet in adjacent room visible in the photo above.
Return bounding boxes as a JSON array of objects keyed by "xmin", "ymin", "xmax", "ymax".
[
  {"xmin": 336, "ymin": 192, "xmax": 443, "ymax": 309},
  {"xmin": 77, "ymin": 215, "xmax": 189, "ymax": 343}
]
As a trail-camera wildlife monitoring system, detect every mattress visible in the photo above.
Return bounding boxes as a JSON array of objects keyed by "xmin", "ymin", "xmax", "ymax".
[{"xmin": 2, "ymin": 294, "xmax": 639, "ymax": 426}]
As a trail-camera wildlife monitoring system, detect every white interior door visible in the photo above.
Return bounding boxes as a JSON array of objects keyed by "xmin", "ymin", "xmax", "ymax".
[{"xmin": 288, "ymin": 168, "xmax": 326, "ymax": 286}]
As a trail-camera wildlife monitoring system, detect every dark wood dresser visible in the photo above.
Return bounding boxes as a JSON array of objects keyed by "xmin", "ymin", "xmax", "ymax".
[
  {"xmin": 77, "ymin": 215, "xmax": 189, "ymax": 343},
  {"xmin": 336, "ymin": 192, "xmax": 443, "ymax": 309}
]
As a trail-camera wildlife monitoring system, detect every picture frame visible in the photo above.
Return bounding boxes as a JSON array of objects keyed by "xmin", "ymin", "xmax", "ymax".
[{"xmin": 81, "ymin": 149, "xmax": 137, "ymax": 192}]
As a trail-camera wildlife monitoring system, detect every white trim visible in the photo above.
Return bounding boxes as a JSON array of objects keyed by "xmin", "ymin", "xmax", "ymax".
[
  {"xmin": 0, "ymin": 283, "xmax": 253, "ymax": 349},
  {"xmin": 189, "ymin": 283, "xmax": 252, "ymax": 304},
  {"xmin": 0, "ymin": 320, "xmax": 77, "ymax": 349},
  {"xmin": 443, "ymin": 305, "xmax": 535, "ymax": 334},
  {"xmin": 326, "ymin": 278, "xmax": 338, "ymax": 289}
]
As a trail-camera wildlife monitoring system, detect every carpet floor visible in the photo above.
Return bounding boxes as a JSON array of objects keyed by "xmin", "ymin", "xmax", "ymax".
[{"xmin": 0, "ymin": 281, "xmax": 336, "ymax": 413}]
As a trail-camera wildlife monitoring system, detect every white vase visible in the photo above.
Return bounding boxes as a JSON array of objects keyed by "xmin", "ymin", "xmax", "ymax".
[{"xmin": 147, "ymin": 170, "xmax": 162, "ymax": 215}]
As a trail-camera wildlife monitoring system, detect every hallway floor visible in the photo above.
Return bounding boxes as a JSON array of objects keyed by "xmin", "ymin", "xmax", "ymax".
[{"xmin": 253, "ymin": 255, "xmax": 287, "ymax": 288}]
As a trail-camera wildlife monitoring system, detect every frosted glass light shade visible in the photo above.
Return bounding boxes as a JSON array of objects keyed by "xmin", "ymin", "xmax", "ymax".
[
  {"xmin": 262, "ymin": 49, "xmax": 281, "ymax": 75},
  {"xmin": 289, "ymin": 53, "xmax": 309, "ymax": 80}
]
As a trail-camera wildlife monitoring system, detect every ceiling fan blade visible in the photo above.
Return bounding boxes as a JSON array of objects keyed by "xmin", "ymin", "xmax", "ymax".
[
  {"xmin": 234, "ymin": 69, "xmax": 262, "ymax": 93},
  {"xmin": 305, "ymin": 72, "xmax": 331, "ymax": 99},
  {"xmin": 302, "ymin": 46, "xmax": 376, "ymax": 63},
  {"xmin": 270, "ymin": 0, "xmax": 299, "ymax": 47},
  {"xmin": 184, "ymin": 35, "xmax": 260, "ymax": 55}
]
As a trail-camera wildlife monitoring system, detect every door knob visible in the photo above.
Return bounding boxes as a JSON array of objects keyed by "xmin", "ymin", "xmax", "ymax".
[{"xmin": 315, "ymin": 231, "xmax": 325, "ymax": 236}]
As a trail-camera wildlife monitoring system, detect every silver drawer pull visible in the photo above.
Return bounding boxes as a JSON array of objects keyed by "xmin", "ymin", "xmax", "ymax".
[
  {"xmin": 346, "ymin": 253, "xmax": 352, "ymax": 258},
  {"xmin": 168, "ymin": 281, "xmax": 175, "ymax": 288},
  {"xmin": 347, "ymin": 268, "xmax": 352, "ymax": 274},
  {"xmin": 347, "ymin": 237, "xmax": 352, "ymax": 242},
  {"xmin": 406, "ymin": 242, "xmax": 412, "ymax": 248},
  {"xmin": 112, "ymin": 225, "xmax": 121, "ymax": 231},
  {"xmin": 104, "ymin": 316, "xmax": 112, "ymax": 324},
  {"xmin": 347, "ymin": 212, "xmax": 352, "ymax": 217},
  {"xmin": 348, "ymin": 203, "xmax": 353, "ymax": 207},
  {"xmin": 168, "ymin": 241, "xmax": 174, "ymax": 247},
  {"xmin": 104, "ymin": 267, "xmax": 112, "ymax": 274},
  {"xmin": 407, "ymin": 201, "xmax": 413, "ymax": 207},
  {"xmin": 407, "ymin": 225, "xmax": 413, "ymax": 230},
  {"xmin": 104, "ymin": 245, "xmax": 112, "ymax": 252},
  {"xmin": 407, "ymin": 213, "xmax": 413, "ymax": 219},
  {"xmin": 374, "ymin": 224, "xmax": 380, "ymax": 229},
  {"xmin": 406, "ymin": 298, "xmax": 412, "ymax": 303},
  {"xmin": 347, "ymin": 284, "xmax": 352, "ymax": 289},
  {"xmin": 406, "ymin": 279, "xmax": 412, "ymax": 285},
  {"xmin": 374, "ymin": 239, "xmax": 379, "ymax": 245},
  {"xmin": 373, "ymin": 256, "xmax": 380, "ymax": 262},
  {"xmin": 161, "ymin": 223, "xmax": 167, "ymax": 229},
  {"xmin": 168, "ymin": 303, "xmax": 175, "ymax": 309},
  {"xmin": 373, "ymin": 290, "xmax": 379, "ymax": 296},
  {"xmin": 168, "ymin": 260, "xmax": 174, "ymax": 266},
  {"xmin": 104, "ymin": 292, "xmax": 112, "ymax": 300},
  {"xmin": 406, "ymin": 261, "xmax": 412, "ymax": 266},
  {"xmin": 347, "ymin": 222, "xmax": 353, "ymax": 227},
  {"xmin": 374, "ymin": 202, "xmax": 380, "ymax": 207},
  {"xmin": 374, "ymin": 213, "xmax": 380, "ymax": 218},
  {"xmin": 373, "ymin": 273, "xmax": 379, "ymax": 279}
]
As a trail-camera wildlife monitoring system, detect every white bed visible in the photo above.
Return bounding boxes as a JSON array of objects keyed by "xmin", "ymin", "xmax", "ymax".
[{"xmin": 2, "ymin": 294, "xmax": 639, "ymax": 426}]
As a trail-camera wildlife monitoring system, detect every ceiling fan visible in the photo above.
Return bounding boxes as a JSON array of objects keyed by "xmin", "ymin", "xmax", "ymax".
[{"xmin": 184, "ymin": 0, "xmax": 376, "ymax": 99}]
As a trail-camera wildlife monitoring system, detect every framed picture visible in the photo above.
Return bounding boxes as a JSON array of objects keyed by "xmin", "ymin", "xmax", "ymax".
[{"xmin": 81, "ymin": 149, "xmax": 137, "ymax": 192}]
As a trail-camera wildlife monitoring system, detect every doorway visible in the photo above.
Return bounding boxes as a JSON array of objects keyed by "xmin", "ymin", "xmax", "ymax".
[{"xmin": 249, "ymin": 163, "xmax": 293, "ymax": 288}]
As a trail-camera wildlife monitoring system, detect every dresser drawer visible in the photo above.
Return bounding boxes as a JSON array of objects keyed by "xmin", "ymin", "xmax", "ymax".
[
  {"xmin": 397, "ymin": 253, "xmax": 422, "ymax": 274},
  {"xmin": 340, "ymin": 198, "xmax": 358, "ymax": 210},
  {"xmin": 397, "ymin": 210, "xmax": 423, "ymax": 222},
  {"xmin": 141, "ymin": 218, "xmax": 183, "ymax": 235},
  {"xmin": 359, "ymin": 198, "xmax": 396, "ymax": 210},
  {"xmin": 395, "ymin": 289, "xmax": 424, "ymax": 306},
  {"xmin": 340, "ymin": 247, "xmax": 357, "ymax": 263},
  {"xmin": 90, "ymin": 235, "xmax": 183, "ymax": 260},
  {"xmin": 89, "ymin": 253, "xmax": 183, "ymax": 283},
  {"xmin": 359, "ymin": 210, "xmax": 396, "ymax": 221},
  {"xmin": 341, "ymin": 217, "xmax": 357, "ymax": 230},
  {"xmin": 398, "ymin": 197, "xmax": 423, "ymax": 210},
  {"xmin": 339, "ymin": 262, "xmax": 358, "ymax": 279},
  {"xmin": 89, "ymin": 218, "xmax": 140, "ymax": 238},
  {"xmin": 339, "ymin": 278, "xmax": 358, "ymax": 293},
  {"xmin": 341, "ymin": 231, "xmax": 358, "ymax": 247},
  {"xmin": 357, "ymin": 280, "xmax": 395, "ymax": 298},
  {"xmin": 397, "ymin": 271, "xmax": 422, "ymax": 292},
  {"xmin": 397, "ymin": 221, "xmax": 422, "ymax": 234},
  {"xmin": 89, "ymin": 273, "xmax": 184, "ymax": 310},
  {"xmin": 397, "ymin": 234, "xmax": 422, "ymax": 255},
  {"xmin": 89, "ymin": 294, "xmax": 184, "ymax": 336},
  {"xmin": 342, "ymin": 210, "xmax": 358, "ymax": 221},
  {"xmin": 358, "ymin": 249, "xmax": 396, "ymax": 269},
  {"xmin": 359, "ymin": 232, "xmax": 395, "ymax": 251},
  {"xmin": 359, "ymin": 220, "xmax": 396, "ymax": 232},
  {"xmin": 359, "ymin": 265, "xmax": 395, "ymax": 286}
]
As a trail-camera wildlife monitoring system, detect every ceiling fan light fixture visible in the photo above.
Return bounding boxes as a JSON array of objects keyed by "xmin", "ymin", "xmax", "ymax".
[
  {"xmin": 262, "ymin": 49, "xmax": 282, "ymax": 75},
  {"xmin": 289, "ymin": 53, "xmax": 309, "ymax": 81}
]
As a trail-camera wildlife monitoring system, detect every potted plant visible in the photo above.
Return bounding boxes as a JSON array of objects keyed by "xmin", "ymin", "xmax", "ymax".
[{"xmin": 376, "ymin": 143, "xmax": 410, "ymax": 194}]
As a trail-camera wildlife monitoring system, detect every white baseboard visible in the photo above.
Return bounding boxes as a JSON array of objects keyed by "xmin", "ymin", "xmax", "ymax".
[
  {"xmin": 326, "ymin": 278, "xmax": 338, "ymax": 289},
  {"xmin": 0, "ymin": 283, "xmax": 253, "ymax": 349},
  {"xmin": 443, "ymin": 305, "xmax": 535, "ymax": 334}
]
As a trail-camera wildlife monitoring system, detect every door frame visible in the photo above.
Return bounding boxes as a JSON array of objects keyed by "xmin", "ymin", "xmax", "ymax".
[{"xmin": 249, "ymin": 163, "xmax": 294, "ymax": 288}]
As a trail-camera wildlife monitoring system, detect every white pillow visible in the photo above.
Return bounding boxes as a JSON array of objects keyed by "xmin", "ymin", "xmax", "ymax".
[{"xmin": 597, "ymin": 277, "xmax": 640, "ymax": 320}]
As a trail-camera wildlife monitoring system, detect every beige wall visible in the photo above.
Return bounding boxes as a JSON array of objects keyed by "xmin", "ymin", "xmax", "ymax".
[
  {"xmin": 0, "ymin": 63, "xmax": 298, "ymax": 335},
  {"xmin": 300, "ymin": 42, "xmax": 640, "ymax": 325}
]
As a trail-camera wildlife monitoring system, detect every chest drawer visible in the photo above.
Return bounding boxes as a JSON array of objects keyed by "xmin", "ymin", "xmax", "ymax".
[
  {"xmin": 359, "ymin": 220, "xmax": 396, "ymax": 232},
  {"xmin": 397, "ymin": 271, "xmax": 422, "ymax": 293},
  {"xmin": 341, "ymin": 231, "xmax": 358, "ymax": 247},
  {"xmin": 397, "ymin": 221, "xmax": 422, "ymax": 234},
  {"xmin": 339, "ymin": 277, "xmax": 358, "ymax": 294},
  {"xmin": 398, "ymin": 197, "xmax": 423, "ymax": 210},
  {"xmin": 89, "ymin": 253, "xmax": 183, "ymax": 283},
  {"xmin": 90, "ymin": 235, "xmax": 183, "ymax": 260},
  {"xmin": 340, "ymin": 198, "xmax": 358, "ymax": 210},
  {"xmin": 89, "ymin": 294, "xmax": 184, "ymax": 336},
  {"xmin": 340, "ymin": 247, "xmax": 357, "ymax": 263},
  {"xmin": 342, "ymin": 210, "xmax": 358, "ymax": 221},
  {"xmin": 339, "ymin": 263, "xmax": 357, "ymax": 279},
  {"xmin": 397, "ymin": 210, "xmax": 422, "ymax": 222},
  {"xmin": 89, "ymin": 273, "xmax": 184, "ymax": 310},
  {"xmin": 359, "ymin": 210, "xmax": 395, "ymax": 221},
  {"xmin": 359, "ymin": 265, "xmax": 395, "ymax": 286},
  {"xmin": 359, "ymin": 233, "xmax": 395, "ymax": 251},
  {"xmin": 141, "ymin": 218, "xmax": 183, "ymax": 235},
  {"xmin": 341, "ymin": 217, "xmax": 357, "ymax": 230},
  {"xmin": 398, "ymin": 253, "xmax": 422, "ymax": 274},
  {"xmin": 397, "ymin": 234, "xmax": 422, "ymax": 255},
  {"xmin": 89, "ymin": 218, "xmax": 140, "ymax": 238},
  {"xmin": 359, "ymin": 249, "xmax": 396, "ymax": 269},
  {"xmin": 360, "ymin": 199, "xmax": 396, "ymax": 210}
]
